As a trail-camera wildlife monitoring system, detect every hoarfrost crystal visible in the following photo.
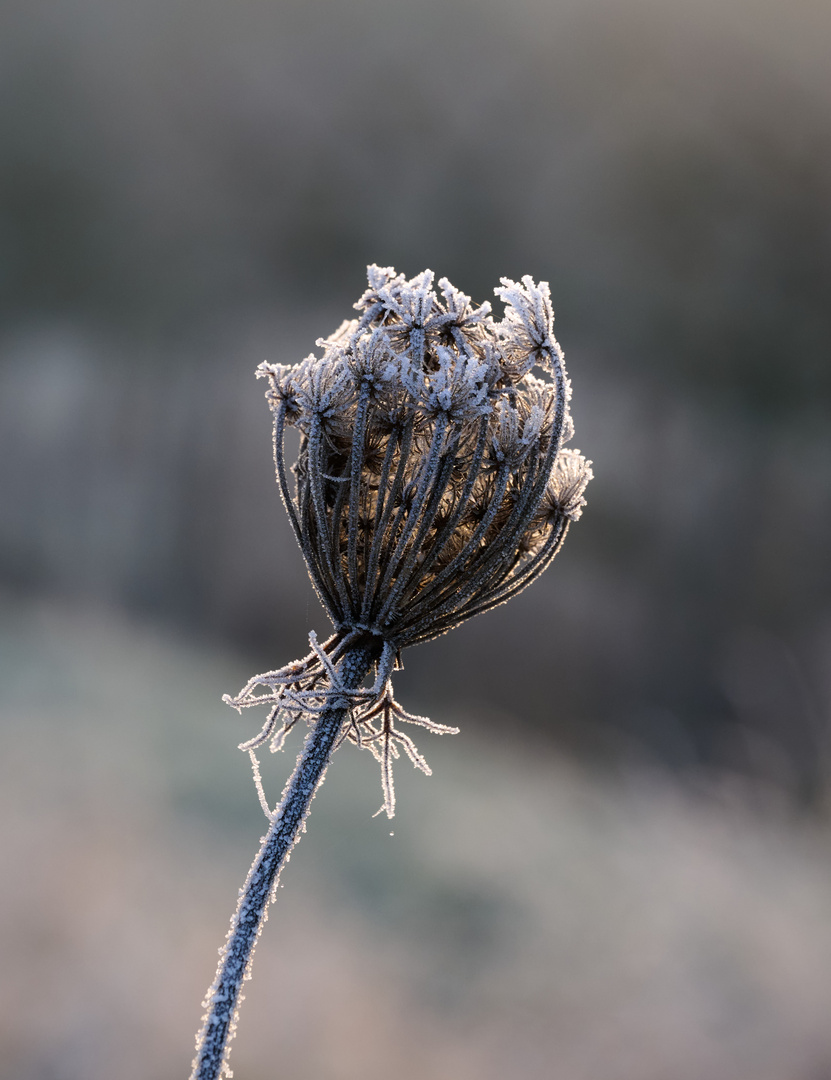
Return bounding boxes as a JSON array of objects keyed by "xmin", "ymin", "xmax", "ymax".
[{"xmin": 225, "ymin": 266, "xmax": 592, "ymax": 817}]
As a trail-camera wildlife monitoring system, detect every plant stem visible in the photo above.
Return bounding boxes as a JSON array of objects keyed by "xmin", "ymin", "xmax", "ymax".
[{"xmin": 191, "ymin": 640, "xmax": 378, "ymax": 1080}]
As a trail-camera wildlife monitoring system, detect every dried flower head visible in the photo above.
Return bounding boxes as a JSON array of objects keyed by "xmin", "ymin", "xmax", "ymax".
[{"xmin": 225, "ymin": 266, "xmax": 592, "ymax": 816}]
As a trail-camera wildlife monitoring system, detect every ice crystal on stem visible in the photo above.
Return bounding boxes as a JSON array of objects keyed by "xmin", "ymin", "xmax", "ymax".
[{"xmin": 191, "ymin": 267, "xmax": 591, "ymax": 1080}]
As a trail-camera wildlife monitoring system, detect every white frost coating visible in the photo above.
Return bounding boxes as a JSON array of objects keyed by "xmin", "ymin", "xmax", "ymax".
[
  {"xmin": 545, "ymin": 447, "xmax": 594, "ymax": 522},
  {"xmin": 248, "ymin": 749, "xmax": 274, "ymax": 821}
]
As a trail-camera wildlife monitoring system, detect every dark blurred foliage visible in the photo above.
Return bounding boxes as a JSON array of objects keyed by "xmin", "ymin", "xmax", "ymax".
[{"xmin": 1, "ymin": 0, "xmax": 829, "ymax": 794}]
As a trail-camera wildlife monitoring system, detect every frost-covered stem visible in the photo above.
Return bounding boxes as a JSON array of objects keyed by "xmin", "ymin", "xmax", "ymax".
[{"xmin": 191, "ymin": 640, "xmax": 379, "ymax": 1080}]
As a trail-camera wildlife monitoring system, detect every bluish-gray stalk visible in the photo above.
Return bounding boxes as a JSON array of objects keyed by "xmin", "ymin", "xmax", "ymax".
[
  {"xmin": 191, "ymin": 640, "xmax": 380, "ymax": 1080},
  {"xmin": 189, "ymin": 266, "xmax": 592, "ymax": 1078}
]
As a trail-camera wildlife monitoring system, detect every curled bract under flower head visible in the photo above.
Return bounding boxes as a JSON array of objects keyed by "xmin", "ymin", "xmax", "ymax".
[{"xmin": 230, "ymin": 266, "xmax": 592, "ymax": 816}]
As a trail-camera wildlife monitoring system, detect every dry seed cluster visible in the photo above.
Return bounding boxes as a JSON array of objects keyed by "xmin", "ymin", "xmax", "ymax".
[{"xmin": 226, "ymin": 266, "xmax": 592, "ymax": 815}]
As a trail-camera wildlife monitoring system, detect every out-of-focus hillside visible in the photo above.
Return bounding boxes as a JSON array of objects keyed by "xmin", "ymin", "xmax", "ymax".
[
  {"xmin": 0, "ymin": 0, "xmax": 829, "ymax": 782},
  {"xmin": 4, "ymin": 593, "xmax": 831, "ymax": 1079}
]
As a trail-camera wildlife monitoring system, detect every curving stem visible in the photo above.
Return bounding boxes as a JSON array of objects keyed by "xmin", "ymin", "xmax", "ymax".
[{"xmin": 191, "ymin": 639, "xmax": 380, "ymax": 1080}]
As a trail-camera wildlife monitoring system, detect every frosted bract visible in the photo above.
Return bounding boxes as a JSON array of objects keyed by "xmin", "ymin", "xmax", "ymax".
[{"xmin": 226, "ymin": 266, "xmax": 592, "ymax": 816}]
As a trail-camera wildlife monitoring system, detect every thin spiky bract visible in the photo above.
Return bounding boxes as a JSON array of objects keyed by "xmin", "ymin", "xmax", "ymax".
[{"xmin": 228, "ymin": 266, "xmax": 592, "ymax": 817}]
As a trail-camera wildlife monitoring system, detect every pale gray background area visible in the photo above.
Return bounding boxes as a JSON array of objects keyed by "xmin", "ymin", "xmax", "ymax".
[{"xmin": 1, "ymin": 0, "xmax": 830, "ymax": 1076}]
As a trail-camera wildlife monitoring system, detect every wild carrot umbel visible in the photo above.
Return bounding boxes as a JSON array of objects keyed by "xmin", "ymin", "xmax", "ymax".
[{"xmin": 190, "ymin": 267, "xmax": 592, "ymax": 1079}]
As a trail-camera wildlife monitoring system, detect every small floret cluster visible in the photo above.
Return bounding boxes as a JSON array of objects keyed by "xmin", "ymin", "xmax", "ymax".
[{"xmin": 225, "ymin": 266, "xmax": 592, "ymax": 816}]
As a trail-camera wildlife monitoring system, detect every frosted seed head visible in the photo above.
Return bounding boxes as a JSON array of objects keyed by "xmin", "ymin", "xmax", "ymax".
[
  {"xmin": 353, "ymin": 265, "xmax": 406, "ymax": 325},
  {"xmin": 232, "ymin": 265, "xmax": 595, "ymax": 814},
  {"xmin": 543, "ymin": 448, "xmax": 594, "ymax": 522},
  {"xmin": 258, "ymin": 361, "xmax": 304, "ymax": 424},
  {"xmin": 261, "ymin": 265, "xmax": 590, "ymax": 646},
  {"xmin": 494, "ymin": 275, "xmax": 559, "ymax": 372},
  {"xmin": 347, "ymin": 327, "xmax": 398, "ymax": 394}
]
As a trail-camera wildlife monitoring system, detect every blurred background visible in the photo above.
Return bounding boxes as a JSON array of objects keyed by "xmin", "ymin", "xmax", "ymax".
[{"xmin": 1, "ymin": 0, "xmax": 830, "ymax": 1077}]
